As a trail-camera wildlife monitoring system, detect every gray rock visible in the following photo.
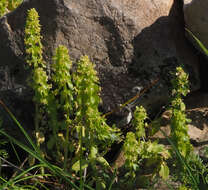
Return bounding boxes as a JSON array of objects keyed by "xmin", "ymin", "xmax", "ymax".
[
  {"xmin": 183, "ymin": 0, "xmax": 208, "ymax": 52},
  {"xmin": 0, "ymin": 0, "xmax": 200, "ymax": 121}
]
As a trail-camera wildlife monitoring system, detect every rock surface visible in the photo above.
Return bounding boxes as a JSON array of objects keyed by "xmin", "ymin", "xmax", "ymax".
[
  {"xmin": 0, "ymin": 0, "xmax": 200, "ymax": 122},
  {"xmin": 183, "ymin": 0, "xmax": 208, "ymax": 52}
]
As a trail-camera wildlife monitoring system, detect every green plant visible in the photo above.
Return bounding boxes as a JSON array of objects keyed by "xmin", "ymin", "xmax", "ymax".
[
  {"xmin": 74, "ymin": 55, "xmax": 119, "ymax": 147},
  {"xmin": 178, "ymin": 185, "xmax": 191, "ymax": 190},
  {"xmin": 0, "ymin": 100, "xmax": 86, "ymax": 190},
  {"xmin": 170, "ymin": 66, "xmax": 192, "ymax": 158},
  {"xmin": 123, "ymin": 106, "xmax": 170, "ymax": 189},
  {"xmin": 123, "ymin": 106, "xmax": 148, "ymax": 179},
  {"xmin": 181, "ymin": 29, "xmax": 208, "ymax": 188},
  {"xmin": 8, "ymin": 0, "xmax": 22, "ymax": 11},
  {"xmin": 0, "ymin": 163, "xmax": 50, "ymax": 190},
  {"xmin": 23, "ymin": 7, "xmax": 121, "ymax": 189},
  {"xmin": 160, "ymin": 66, "xmax": 205, "ymax": 189},
  {"xmin": 46, "ymin": 45, "xmax": 74, "ymax": 171},
  {"xmin": 24, "ymin": 8, "xmax": 50, "ymax": 160},
  {"xmin": 123, "ymin": 131, "xmax": 140, "ymax": 178},
  {"xmin": 2, "ymin": 6, "xmax": 208, "ymax": 190},
  {"xmin": 0, "ymin": 0, "xmax": 22, "ymax": 17},
  {"xmin": 72, "ymin": 55, "xmax": 120, "ymax": 188},
  {"xmin": 159, "ymin": 66, "xmax": 199, "ymax": 189},
  {"xmin": 133, "ymin": 105, "xmax": 147, "ymax": 140},
  {"xmin": 185, "ymin": 153, "xmax": 208, "ymax": 189},
  {"xmin": 46, "ymin": 46, "xmax": 120, "ymax": 189},
  {"xmin": 0, "ymin": 0, "xmax": 8, "ymax": 17}
]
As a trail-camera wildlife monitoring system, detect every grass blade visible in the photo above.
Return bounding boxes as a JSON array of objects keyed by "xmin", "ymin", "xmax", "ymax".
[
  {"xmin": 0, "ymin": 129, "xmax": 80, "ymax": 190},
  {"xmin": 0, "ymin": 100, "xmax": 38, "ymax": 152},
  {"xmin": 185, "ymin": 28, "xmax": 208, "ymax": 56}
]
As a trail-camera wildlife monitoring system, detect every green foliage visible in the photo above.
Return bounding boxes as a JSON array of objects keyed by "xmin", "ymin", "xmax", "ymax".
[
  {"xmin": 167, "ymin": 67, "xmax": 208, "ymax": 189},
  {"xmin": 133, "ymin": 106, "xmax": 147, "ymax": 139},
  {"xmin": 171, "ymin": 66, "xmax": 190, "ymax": 98},
  {"xmin": 123, "ymin": 132, "xmax": 140, "ymax": 178},
  {"xmin": 2, "ymin": 6, "xmax": 208, "ymax": 190},
  {"xmin": 24, "ymin": 9, "xmax": 50, "ymax": 173},
  {"xmin": 72, "ymin": 55, "xmax": 120, "ymax": 189},
  {"xmin": 0, "ymin": 0, "xmax": 22, "ymax": 17},
  {"xmin": 0, "ymin": 0, "xmax": 8, "ymax": 17},
  {"xmin": 24, "ymin": 8, "xmax": 44, "ymax": 69},
  {"xmin": 24, "ymin": 8, "xmax": 49, "ymax": 107},
  {"xmin": 47, "ymin": 45, "xmax": 74, "ymax": 169},
  {"xmin": 178, "ymin": 185, "xmax": 191, "ymax": 190},
  {"xmin": 174, "ymin": 152, "xmax": 208, "ymax": 189},
  {"xmin": 0, "ymin": 106, "xmax": 81, "ymax": 190},
  {"xmin": 123, "ymin": 106, "xmax": 147, "ymax": 179},
  {"xmin": 170, "ymin": 67, "xmax": 192, "ymax": 158},
  {"xmin": 51, "ymin": 45, "xmax": 74, "ymax": 116},
  {"xmin": 8, "ymin": 0, "xmax": 22, "ymax": 11},
  {"xmin": 23, "ymin": 8, "xmax": 120, "ymax": 189},
  {"xmin": 140, "ymin": 141, "xmax": 170, "ymax": 179},
  {"xmin": 123, "ymin": 106, "xmax": 170, "ymax": 185},
  {"xmin": 74, "ymin": 55, "xmax": 119, "ymax": 146}
]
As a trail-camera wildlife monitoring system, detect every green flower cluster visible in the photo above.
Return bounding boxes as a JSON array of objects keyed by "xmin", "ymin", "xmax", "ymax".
[
  {"xmin": 24, "ymin": 9, "xmax": 50, "ymax": 152},
  {"xmin": 170, "ymin": 67, "xmax": 192, "ymax": 158},
  {"xmin": 74, "ymin": 56, "xmax": 119, "ymax": 146},
  {"xmin": 0, "ymin": 0, "xmax": 22, "ymax": 17},
  {"xmin": 133, "ymin": 106, "xmax": 147, "ymax": 139}
]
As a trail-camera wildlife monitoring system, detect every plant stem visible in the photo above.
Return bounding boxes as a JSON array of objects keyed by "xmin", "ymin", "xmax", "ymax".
[
  {"xmin": 63, "ymin": 124, "xmax": 69, "ymax": 171},
  {"xmin": 79, "ymin": 126, "xmax": 84, "ymax": 190}
]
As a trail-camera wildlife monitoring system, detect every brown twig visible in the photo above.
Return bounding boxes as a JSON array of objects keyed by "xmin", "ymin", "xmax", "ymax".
[{"xmin": 102, "ymin": 78, "xmax": 159, "ymax": 117}]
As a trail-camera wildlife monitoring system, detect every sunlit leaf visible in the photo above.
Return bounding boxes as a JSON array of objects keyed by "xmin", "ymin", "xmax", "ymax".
[
  {"xmin": 72, "ymin": 160, "xmax": 89, "ymax": 173},
  {"xmin": 159, "ymin": 162, "xmax": 169, "ymax": 180}
]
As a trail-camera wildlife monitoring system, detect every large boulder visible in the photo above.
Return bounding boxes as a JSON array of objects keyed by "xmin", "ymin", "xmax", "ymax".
[
  {"xmin": 183, "ymin": 0, "xmax": 208, "ymax": 92},
  {"xmin": 0, "ymin": 0, "xmax": 200, "ymax": 122},
  {"xmin": 183, "ymin": 0, "xmax": 208, "ymax": 52}
]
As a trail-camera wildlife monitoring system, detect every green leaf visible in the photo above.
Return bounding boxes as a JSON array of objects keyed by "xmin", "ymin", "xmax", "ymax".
[
  {"xmin": 159, "ymin": 162, "xmax": 169, "ymax": 180},
  {"xmin": 72, "ymin": 160, "xmax": 89, "ymax": 173},
  {"xmin": 90, "ymin": 146, "xmax": 98, "ymax": 159},
  {"xmin": 96, "ymin": 156, "xmax": 110, "ymax": 168}
]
